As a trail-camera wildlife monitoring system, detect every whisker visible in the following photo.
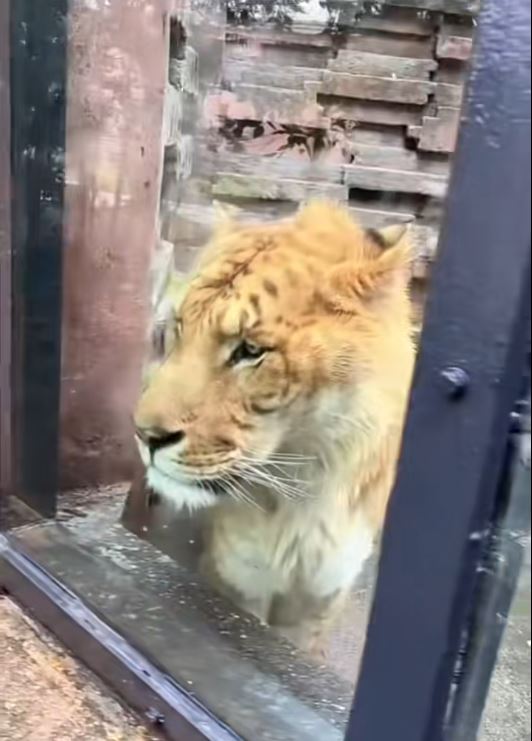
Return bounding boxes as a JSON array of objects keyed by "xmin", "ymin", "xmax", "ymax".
[
  {"xmin": 219, "ymin": 473, "xmax": 249, "ymax": 507},
  {"xmin": 240, "ymin": 466, "xmax": 308, "ymax": 501},
  {"xmin": 221, "ymin": 475, "xmax": 252, "ymax": 509},
  {"xmin": 253, "ymin": 465, "xmax": 308, "ymax": 487},
  {"xmin": 239, "ymin": 454, "xmax": 316, "ymax": 467},
  {"xmin": 226, "ymin": 473, "xmax": 265, "ymax": 512},
  {"xmin": 244, "ymin": 447, "xmax": 317, "ymax": 462}
]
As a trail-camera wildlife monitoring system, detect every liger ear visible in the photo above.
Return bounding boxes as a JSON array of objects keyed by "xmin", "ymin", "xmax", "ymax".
[
  {"xmin": 323, "ymin": 225, "xmax": 412, "ymax": 313},
  {"xmin": 366, "ymin": 223, "xmax": 409, "ymax": 251}
]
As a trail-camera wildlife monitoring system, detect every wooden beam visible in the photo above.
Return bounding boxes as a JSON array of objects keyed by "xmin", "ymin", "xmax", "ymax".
[
  {"xmin": 379, "ymin": 0, "xmax": 480, "ymax": 13},
  {"xmin": 344, "ymin": 164, "xmax": 448, "ymax": 198},
  {"xmin": 320, "ymin": 96, "xmax": 422, "ymax": 126},
  {"xmin": 212, "ymin": 173, "xmax": 348, "ymax": 202},
  {"xmin": 224, "ymin": 61, "xmax": 323, "ymax": 89},
  {"xmin": 411, "ymin": 107, "xmax": 462, "ymax": 153},
  {"xmin": 321, "ymin": 72, "xmax": 435, "ymax": 105},
  {"xmin": 328, "ymin": 51, "xmax": 437, "ymax": 80},
  {"xmin": 437, "ymin": 32, "xmax": 474, "ymax": 61}
]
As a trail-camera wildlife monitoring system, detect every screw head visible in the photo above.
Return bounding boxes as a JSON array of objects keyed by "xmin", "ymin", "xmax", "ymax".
[
  {"xmin": 47, "ymin": 82, "xmax": 65, "ymax": 105},
  {"xmin": 146, "ymin": 708, "xmax": 165, "ymax": 726},
  {"xmin": 440, "ymin": 366, "xmax": 470, "ymax": 399}
]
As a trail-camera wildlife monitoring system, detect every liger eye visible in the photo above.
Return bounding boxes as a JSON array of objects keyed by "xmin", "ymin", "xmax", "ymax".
[{"xmin": 229, "ymin": 340, "xmax": 267, "ymax": 367}]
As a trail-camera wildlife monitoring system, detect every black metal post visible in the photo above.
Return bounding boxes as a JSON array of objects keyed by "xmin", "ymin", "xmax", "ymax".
[
  {"xmin": 8, "ymin": 0, "xmax": 68, "ymax": 517},
  {"xmin": 347, "ymin": 0, "xmax": 531, "ymax": 739},
  {"xmin": 0, "ymin": 0, "xmax": 13, "ymax": 527}
]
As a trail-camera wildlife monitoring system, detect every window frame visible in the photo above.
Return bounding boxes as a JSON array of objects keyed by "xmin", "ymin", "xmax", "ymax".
[
  {"xmin": 1, "ymin": 0, "xmax": 67, "ymax": 518},
  {"xmin": 1, "ymin": 0, "xmax": 530, "ymax": 739},
  {"xmin": 0, "ymin": 0, "xmax": 12, "ymax": 526}
]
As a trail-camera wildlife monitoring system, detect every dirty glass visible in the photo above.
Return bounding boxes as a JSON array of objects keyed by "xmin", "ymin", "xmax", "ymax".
[
  {"xmin": 454, "ymin": 420, "xmax": 531, "ymax": 741},
  {"xmin": 5, "ymin": 2, "xmax": 528, "ymax": 741},
  {"xmin": 479, "ymin": 558, "xmax": 531, "ymax": 741}
]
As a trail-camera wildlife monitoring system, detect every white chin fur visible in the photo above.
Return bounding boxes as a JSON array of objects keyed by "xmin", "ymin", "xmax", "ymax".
[{"xmin": 146, "ymin": 467, "xmax": 219, "ymax": 511}]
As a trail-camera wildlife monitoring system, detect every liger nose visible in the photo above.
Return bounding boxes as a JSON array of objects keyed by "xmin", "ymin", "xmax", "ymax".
[{"xmin": 135, "ymin": 426, "xmax": 186, "ymax": 454}]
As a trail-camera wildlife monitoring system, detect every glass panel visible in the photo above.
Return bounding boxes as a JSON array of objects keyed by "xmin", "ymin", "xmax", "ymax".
[
  {"xmin": 5, "ymin": 2, "xmax": 527, "ymax": 741},
  {"xmin": 480, "ymin": 557, "xmax": 531, "ymax": 741},
  {"xmin": 456, "ymin": 416, "xmax": 531, "ymax": 741}
]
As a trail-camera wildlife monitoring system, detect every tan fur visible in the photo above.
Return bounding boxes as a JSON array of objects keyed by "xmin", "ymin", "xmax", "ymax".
[{"xmin": 135, "ymin": 202, "xmax": 415, "ymax": 652}]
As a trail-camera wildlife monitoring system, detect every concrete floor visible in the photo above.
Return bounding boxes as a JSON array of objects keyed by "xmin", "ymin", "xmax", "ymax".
[{"xmin": 0, "ymin": 597, "xmax": 156, "ymax": 741}]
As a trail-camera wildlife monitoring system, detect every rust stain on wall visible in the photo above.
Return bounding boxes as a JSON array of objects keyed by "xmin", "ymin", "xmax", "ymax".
[{"xmin": 60, "ymin": 1, "xmax": 168, "ymax": 489}]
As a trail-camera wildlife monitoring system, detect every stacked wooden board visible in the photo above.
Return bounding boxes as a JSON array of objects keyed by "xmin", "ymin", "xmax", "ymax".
[{"xmin": 161, "ymin": 1, "xmax": 477, "ymax": 288}]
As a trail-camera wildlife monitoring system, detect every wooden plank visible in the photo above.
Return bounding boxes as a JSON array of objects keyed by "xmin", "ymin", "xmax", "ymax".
[
  {"xmin": 224, "ymin": 61, "xmax": 323, "ymax": 90},
  {"xmin": 416, "ymin": 153, "xmax": 451, "ymax": 176},
  {"xmin": 319, "ymin": 96, "xmax": 422, "ymax": 126},
  {"xmin": 354, "ymin": 7, "xmax": 435, "ymax": 36},
  {"xmin": 344, "ymin": 32, "xmax": 434, "ymax": 60},
  {"xmin": 175, "ymin": 199, "xmax": 298, "ymax": 230},
  {"xmin": 344, "ymin": 164, "xmax": 448, "ymax": 198},
  {"xmin": 412, "ymin": 107, "xmax": 461, "ymax": 153},
  {"xmin": 197, "ymin": 149, "xmax": 345, "ymax": 183},
  {"xmin": 349, "ymin": 126, "xmax": 407, "ymax": 148},
  {"xmin": 212, "ymin": 173, "xmax": 348, "ymax": 202},
  {"xmin": 226, "ymin": 28, "xmax": 334, "ymax": 49},
  {"xmin": 408, "ymin": 124, "xmax": 423, "ymax": 140},
  {"xmin": 328, "ymin": 50, "xmax": 437, "ymax": 80},
  {"xmin": 226, "ymin": 44, "xmax": 330, "ymax": 70},
  {"xmin": 351, "ymin": 142, "xmax": 451, "ymax": 176},
  {"xmin": 435, "ymin": 82, "xmax": 464, "ymax": 108},
  {"xmin": 161, "ymin": 201, "xmax": 211, "ymax": 251},
  {"xmin": 437, "ymin": 32, "xmax": 474, "ymax": 61},
  {"xmin": 230, "ymin": 83, "xmax": 313, "ymax": 108},
  {"xmin": 351, "ymin": 143, "xmax": 420, "ymax": 170},
  {"xmin": 287, "ymin": 0, "xmax": 479, "ymax": 15},
  {"xmin": 227, "ymin": 83, "xmax": 328, "ymax": 127},
  {"xmin": 381, "ymin": 0, "xmax": 480, "ymax": 13},
  {"xmin": 437, "ymin": 59, "xmax": 470, "ymax": 85},
  {"xmin": 321, "ymin": 71, "xmax": 435, "ymax": 104}
]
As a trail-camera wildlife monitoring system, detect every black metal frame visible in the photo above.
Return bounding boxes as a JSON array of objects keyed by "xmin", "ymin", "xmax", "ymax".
[
  {"xmin": 6, "ymin": 0, "xmax": 67, "ymax": 518},
  {"xmin": 0, "ymin": 0, "xmax": 531, "ymax": 740},
  {"xmin": 0, "ymin": 0, "xmax": 12, "ymax": 525},
  {"xmin": 0, "ymin": 535, "xmax": 240, "ymax": 741}
]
